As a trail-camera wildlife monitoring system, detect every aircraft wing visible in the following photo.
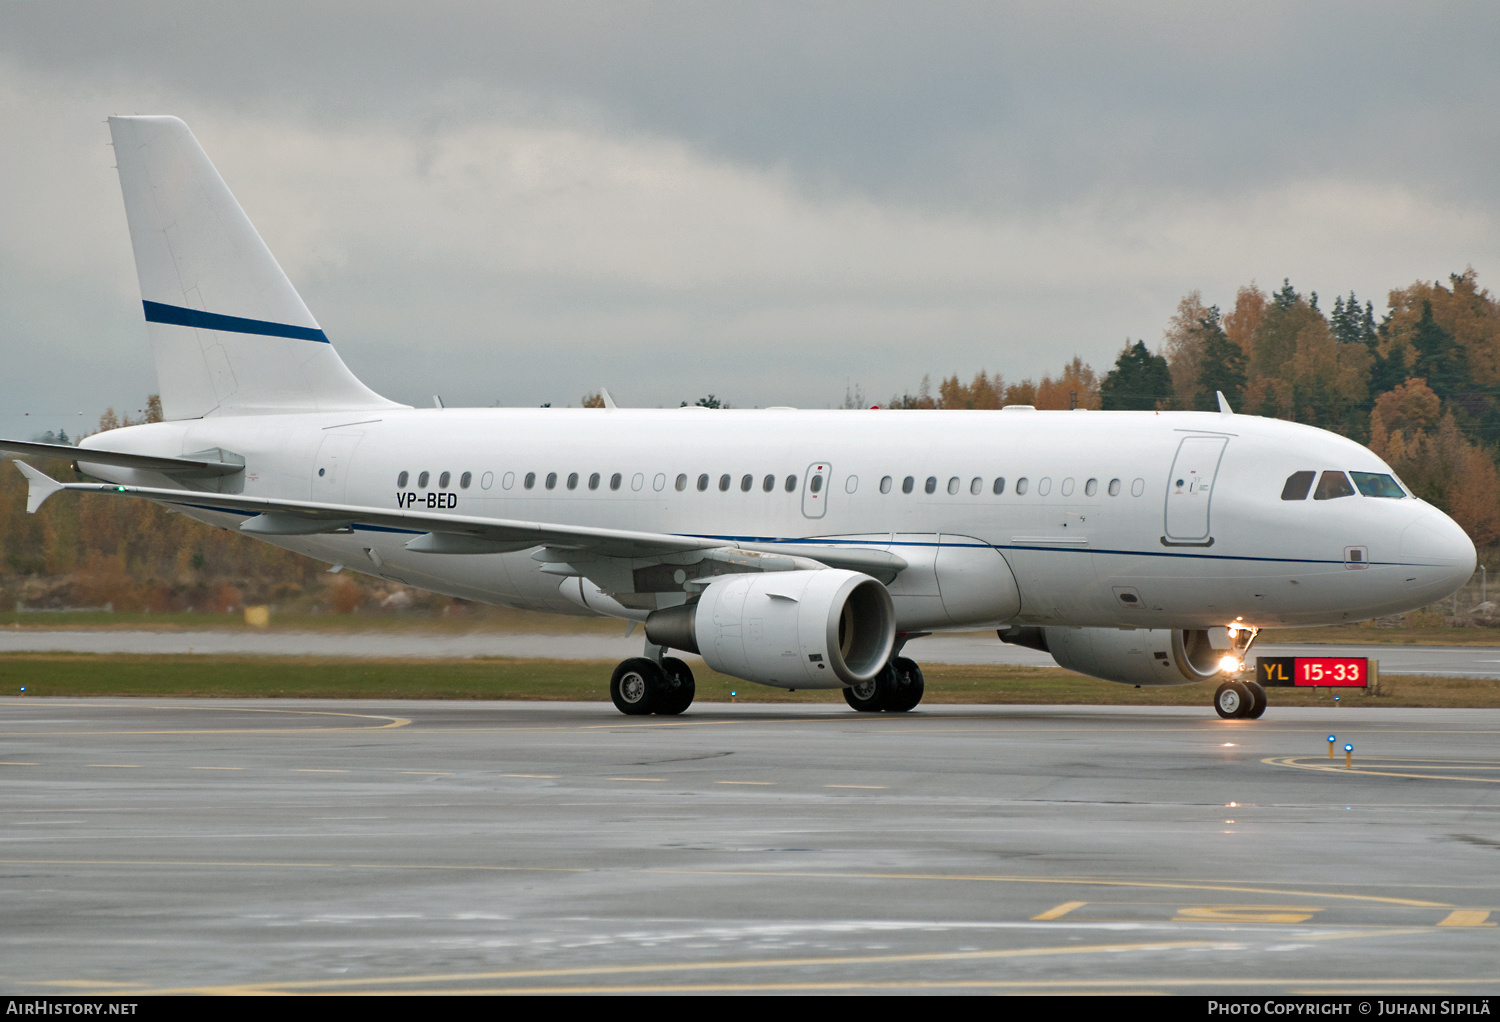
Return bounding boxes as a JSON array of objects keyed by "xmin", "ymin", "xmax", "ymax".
[{"xmin": 11, "ymin": 461, "xmax": 908, "ymax": 576}]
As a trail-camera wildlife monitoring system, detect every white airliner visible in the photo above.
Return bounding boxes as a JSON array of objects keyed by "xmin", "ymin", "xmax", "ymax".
[{"xmin": 3, "ymin": 116, "xmax": 1477, "ymax": 718}]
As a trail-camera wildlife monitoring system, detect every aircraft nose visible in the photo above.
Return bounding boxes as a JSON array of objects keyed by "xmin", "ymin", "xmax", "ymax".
[{"xmin": 1399, "ymin": 509, "xmax": 1476, "ymax": 600}]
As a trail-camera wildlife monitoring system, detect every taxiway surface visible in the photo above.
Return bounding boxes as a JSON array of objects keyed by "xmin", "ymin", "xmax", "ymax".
[
  {"xmin": 4, "ymin": 629, "xmax": 1500, "ymax": 677},
  {"xmin": 1, "ymin": 699, "xmax": 1497, "ymax": 994}
]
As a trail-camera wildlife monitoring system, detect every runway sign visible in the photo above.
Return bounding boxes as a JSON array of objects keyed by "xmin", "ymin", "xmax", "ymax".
[{"xmin": 1256, "ymin": 656, "xmax": 1369, "ymax": 687}]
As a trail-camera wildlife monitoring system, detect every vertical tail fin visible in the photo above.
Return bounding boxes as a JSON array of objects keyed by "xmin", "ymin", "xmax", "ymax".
[{"xmin": 108, "ymin": 116, "xmax": 404, "ymax": 419}]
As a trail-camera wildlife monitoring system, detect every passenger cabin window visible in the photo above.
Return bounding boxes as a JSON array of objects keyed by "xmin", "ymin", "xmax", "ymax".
[
  {"xmin": 418, "ymin": 471, "xmax": 430, "ymax": 488},
  {"xmin": 611, "ymin": 473, "xmax": 623, "ymax": 491},
  {"xmin": 741, "ymin": 474, "xmax": 753, "ymax": 492},
  {"xmin": 697, "ymin": 474, "xmax": 710, "ymax": 492},
  {"xmin": 785, "ymin": 475, "xmax": 798, "ymax": 492},
  {"xmin": 439, "ymin": 471, "xmax": 451, "ymax": 489},
  {"xmin": 1016, "ymin": 477, "xmax": 1029, "ymax": 495},
  {"xmin": 460, "ymin": 471, "xmax": 472, "ymax": 489},
  {"xmin": 810, "ymin": 474, "xmax": 824, "ymax": 494},
  {"xmin": 970, "ymin": 477, "xmax": 982, "ymax": 495},
  {"xmin": 947, "ymin": 477, "xmax": 960, "ymax": 495},
  {"xmin": 719, "ymin": 474, "xmax": 731, "ymax": 492},
  {"xmin": 675, "ymin": 474, "xmax": 687, "ymax": 491},
  {"xmin": 1281, "ymin": 471, "xmax": 1315, "ymax": 501},
  {"xmin": 763, "ymin": 474, "xmax": 776, "ymax": 492},
  {"xmin": 566, "ymin": 472, "xmax": 579, "ymax": 490},
  {"xmin": 524, "ymin": 472, "xmax": 536, "ymax": 490},
  {"xmin": 1085, "ymin": 478, "xmax": 1098, "ymax": 497},
  {"xmin": 924, "ymin": 476, "xmax": 937, "ymax": 494},
  {"xmin": 588, "ymin": 472, "xmax": 600, "ymax": 490},
  {"xmin": 1351, "ymin": 471, "xmax": 1405, "ymax": 498},
  {"xmin": 545, "ymin": 472, "xmax": 558, "ymax": 490},
  {"xmin": 1108, "ymin": 478, "xmax": 1121, "ymax": 496},
  {"xmin": 1314, "ymin": 471, "xmax": 1356, "ymax": 500},
  {"xmin": 992, "ymin": 477, "xmax": 1005, "ymax": 495},
  {"xmin": 880, "ymin": 476, "xmax": 893, "ymax": 494},
  {"xmin": 902, "ymin": 476, "xmax": 914, "ymax": 494},
  {"xmin": 397, "ymin": 471, "xmax": 409, "ymax": 488},
  {"xmin": 846, "ymin": 475, "xmax": 858, "ymax": 493}
]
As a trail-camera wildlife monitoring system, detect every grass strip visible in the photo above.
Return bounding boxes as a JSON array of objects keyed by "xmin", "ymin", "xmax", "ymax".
[{"xmin": 1, "ymin": 654, "xmax": 1496, "ymax": 707}]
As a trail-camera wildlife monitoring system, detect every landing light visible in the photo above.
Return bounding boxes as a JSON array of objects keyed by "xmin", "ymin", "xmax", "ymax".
[{"xmin": 1219, "ymin": 656, "xmax": 1242, "ymax": 673}]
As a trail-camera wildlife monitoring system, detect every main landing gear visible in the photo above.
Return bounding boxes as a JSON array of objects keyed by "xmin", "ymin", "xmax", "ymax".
[
  {"xmin": 610, "ymin": 654, "xmax": 695, "ymax": 716},
  {"xmin": 843, "ymin": 656, "xmax": 925, "ymax": 713},
  {"xmin": 1213, "ymin": 678, "xmax": 1266, "ymax": 719}
]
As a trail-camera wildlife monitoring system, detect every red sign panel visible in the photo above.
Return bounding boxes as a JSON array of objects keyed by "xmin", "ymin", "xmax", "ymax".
[{"xmin": 1256, "ymin": 657, "xmax": 1368, "ymax": 688}]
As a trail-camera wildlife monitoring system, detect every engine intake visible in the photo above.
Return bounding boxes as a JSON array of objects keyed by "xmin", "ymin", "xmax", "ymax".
[{"xmin": 646, "ymin": 569, "xmax": 895, "ymax": 688}]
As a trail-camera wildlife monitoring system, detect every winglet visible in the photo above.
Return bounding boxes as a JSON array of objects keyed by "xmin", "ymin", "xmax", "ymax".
[
  {"xmin": 1217, "ymin": 391, "xmax": 1234, "ymax": 416},
  {"xmin": 599, "ymin": 387, "xmax": 619, "ymax": 410},
  {"xmin": 13, "ymin": 460, "xmax": 67, "ymax": 514}
]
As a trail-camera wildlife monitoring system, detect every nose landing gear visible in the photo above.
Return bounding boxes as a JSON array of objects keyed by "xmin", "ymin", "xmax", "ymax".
[
  {"xmin": 1214, "ymin": 678, "xmax": 1266, "ymax": 719},
  {"xmin": 1211, "ymin": 624, "xmax": 1265, "ymax": 719}
]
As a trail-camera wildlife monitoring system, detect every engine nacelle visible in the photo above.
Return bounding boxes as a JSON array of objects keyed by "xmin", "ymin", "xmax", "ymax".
[
  {"xmin": 645, "ymin": 569, "xmax": 896, "ymax": 689},
  {"xmin": 1000, "ymin": 626, "xmax": 1233, "ymax": 687}
]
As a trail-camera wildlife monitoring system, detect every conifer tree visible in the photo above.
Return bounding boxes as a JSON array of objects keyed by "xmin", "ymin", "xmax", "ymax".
[{"xmin": 1100, "ymin": 340, "xmax": 1173, "ymax": 410}]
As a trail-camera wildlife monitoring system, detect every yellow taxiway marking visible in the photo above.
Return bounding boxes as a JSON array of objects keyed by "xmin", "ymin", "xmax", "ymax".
[
  {"xmin": 1264, "ymin": 755, "xmax": 1500, "ymax": 784},
  {"xmin": 46, "ymin": 930, "xmax": 1430, "ymax": 996},
  {"xmin": 0, "ymin": 704, "xmax": 409, "ymax": 736},
  {"xmin": 1437, "ymin": 910, "xmax": 1495, "ymax": 927},
  {"xmin": 1031, "ymin": 900, "xmax": 1087, "ymax": 921},
  {"xmin": 825, "ymin": 784, "xmax": 886, "ymax": 789},
  {"xmin": 0, "ymin": 761, "xmax": 38, "ymax": 765},
  {"xmin": 1173, "ymin": 905, "xmax": 1321, "ymax": 924},
  {"xmin": 0, "ymin": 856, "xmax": 1450, "ymax": 910},
  {"xmin": 716, "ymin": 781, "xmax": 774, "ymax": 786},
  {"xmin": 637, "ymin": 869, "xmax": 1452, "ymax": 908}
]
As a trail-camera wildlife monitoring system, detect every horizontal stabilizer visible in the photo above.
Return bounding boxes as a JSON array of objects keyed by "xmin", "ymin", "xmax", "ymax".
[
  {"xmin": 12, "ymin": 461, "xmax": 67, "ymax": 514},
  {"xmin": 0, "ymin": 439, "xmax": 243, "ymax": 476}
]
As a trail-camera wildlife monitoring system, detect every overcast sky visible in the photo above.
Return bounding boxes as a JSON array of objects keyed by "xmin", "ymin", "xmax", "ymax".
[{"xmin": 2, "ymin": 2, "xmax": 1497, "ymax": 432}]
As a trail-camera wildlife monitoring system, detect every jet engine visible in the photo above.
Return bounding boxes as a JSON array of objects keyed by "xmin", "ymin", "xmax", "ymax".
[
  {"xmin": 1000, "ymin": 626, "xmax": 1234, "ymax": 687},
  {"xmin": 645, "ymin": 569, "xmax": 896, "ymax": 689}
]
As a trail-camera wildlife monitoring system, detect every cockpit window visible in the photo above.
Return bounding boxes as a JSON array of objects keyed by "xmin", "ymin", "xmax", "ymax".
[
  {"xmin": 1281, "ymin": 471, "xmax": 1315, "ymax": 500},
  {"xmin": 1350, "ymin": 471, "xmax": 1406, "ymax": 498},
  {"xmin": 1313, "ymin": 470, "xmax": 1356, "ymax": 500}
]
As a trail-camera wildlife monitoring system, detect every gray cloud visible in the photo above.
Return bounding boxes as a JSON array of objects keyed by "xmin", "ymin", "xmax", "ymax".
[{"xmin": 1, "ymin": 2, "xmax": 1497, "ymax": 431}]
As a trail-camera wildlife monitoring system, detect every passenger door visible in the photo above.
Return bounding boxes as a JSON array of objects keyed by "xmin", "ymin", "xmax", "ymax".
[{"xmin": 1163, "ymin": 436, "xmax": 1227, "ymax": 544}]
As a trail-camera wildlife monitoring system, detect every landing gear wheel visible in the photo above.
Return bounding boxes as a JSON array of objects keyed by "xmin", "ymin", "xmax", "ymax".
[
  {"xmin": 1213, "ymin": 679, "xmax": 1253, "ymax": 719},
  {"xmin": 610, "ymin": 657, "xmax": 664, "ymax": 715},
  {"xmin": 842, "ymin": 665, "xmax": 892, "ymax": 712},
  {"xmin": 1244, "ymin": 679, "xmax": 1267, "ymax": 719},
  {"xmin": 655, "ymin": 657, "xmax": 696, "ymax": 715},
  {"xmin": 884, "ymin": 657, "xmax": 925, "ymax": 713}
]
